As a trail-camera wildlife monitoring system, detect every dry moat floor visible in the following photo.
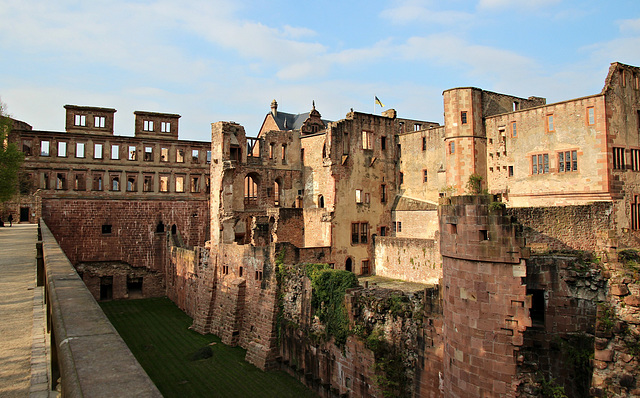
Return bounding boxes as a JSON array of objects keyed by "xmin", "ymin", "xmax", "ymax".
[{"xmin": 100, "ymin": 297, "xmax": 318, "ymax": 398}]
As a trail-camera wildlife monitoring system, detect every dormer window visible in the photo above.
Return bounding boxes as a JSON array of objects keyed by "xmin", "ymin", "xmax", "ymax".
[
  {"xmin": 94, "ymin": 116, "xmax": 105, "ymax": 128},
  {"xmin": 144, "ymin": 120, "xmax": 154, "ymax": 132}
]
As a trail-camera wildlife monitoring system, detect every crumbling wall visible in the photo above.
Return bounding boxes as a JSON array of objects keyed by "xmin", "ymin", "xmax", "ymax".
[
  {"xmin": 507, "ymin": 203, "xmax": 615, "ymax": 252},
  {"xmin": 77, "ymin": 261, "xmax": 164, "ymax": 300},
  {"xmin": 373, "ymin": 236, "xmax": 442, "ymax": 284}
]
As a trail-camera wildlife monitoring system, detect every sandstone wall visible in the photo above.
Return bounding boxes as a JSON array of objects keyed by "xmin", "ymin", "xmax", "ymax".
[{"xmin": 373, "ymin": 236, "xmax": 441, "ymax": 284}]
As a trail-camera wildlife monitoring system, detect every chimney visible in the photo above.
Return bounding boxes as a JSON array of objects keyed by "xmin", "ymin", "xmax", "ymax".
[{"xmin": 271, "ymin": 99, "xmax": 278, "ymax": 117}]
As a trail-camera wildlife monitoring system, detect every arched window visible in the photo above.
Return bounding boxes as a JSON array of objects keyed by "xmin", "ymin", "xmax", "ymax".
[
  {"xmin": 318, "ymin": 194, "xmax": 324, "ymax": 208},
  {"xmin": 244, "ymin": 174, "xmax": 259, "ymax": 206},
  {"xmin": 156, "ymin": 221, "xmax": 165, "ymax": 233}
]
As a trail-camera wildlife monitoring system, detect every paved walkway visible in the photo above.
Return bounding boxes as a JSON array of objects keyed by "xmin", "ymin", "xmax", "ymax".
[{"xmin": 0, "ymin": 224, "xmax": 51, "ymax": 397}]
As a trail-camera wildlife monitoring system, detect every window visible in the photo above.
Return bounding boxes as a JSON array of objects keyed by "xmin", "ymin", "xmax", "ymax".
[
  {"xmin": 355, "ymin": 189, "xmax": 363, "ymax": 203},
  {"xmin": 111, "ymin": 144, "xmax": 119, "ymax": 160},
  {"xmin": 57, "ymin": 141, "xmax": 67, "ymax": 157},
  {"xmin": 513, "ymin": 101, "xmax": 519, "ymax": 111},
  {"xmin": 461, "ymin": 111, "xmax": 468, "ymax": 125},
  {"xmin": 449, "ymin": 141, "xmax": 455, "ymax": 154},
  {"xmin": 244, "ymin": 175, "xmax": 258, "ymax": 205},
  {"xmin": 558, "ymin": 150, "xmax": 578, "ymax": 172},
  {"xmin": 190, "ymin": 176, "xmax": 200, "ymax": 193},
  {"xmin": 399, "ymin": 172, "xmax": 404, "ymax": 184},
  {"xmin": 631, "ymin": 149, "xmax": 640, "ymax": 171},
  {"xmin": 362, "ymin": 131, "xmax": 373, "ymax": 150},
  {"xmin": 94, "ymin": 143, "xmax": 103, "ymax": 159},
  {"xmin": 381, "ymin": 136, "xmax": 386, "ymax": 151},
  {"xmin": 393, "ymin": 221, "xmax": 402, "ymax": 233},
  {"xmin": 269, "ymin": 143, "xmax": 274, "ymax": 159},
  {"xmin": 144, "ymin": 146, "xmax": 153, "ymax": 161},
  {"xmin": 255, "ymin": 270, "xmax": 263, "ymax": 281},
  {"xmin": 281, "ymin": 144, "xmax": 287, "ymax": 163},
  {"xmin": 512, "ymin": 121, "xmax": 517, "ymax": 138},
  {"xmin": 74, "ymin": 114, "xmax": 86, "ymax": 126},
  {"xmin": 508, "ymin": 166, "xmax": 514, "ymax": 177},
  {"xmin": 423, "ymin": 169, "xmax": 428, "ymax": 183},
  {"xmin": 414, "ymin": 124, "xmax": 421, "ymax": 131},
  {"xmin": 161, "ymin": 122, "xmax": 170, "ymax": 133},
  {"xmin": 40, "ymin": 140, "xmax": 50, "ymax": 156},
  {"xmin": 143, "ymin": 120, "xmax": 154, "ymax": 131},
  {"xmin": 399, "ymin": 121, "xmax": 404, "ymax": 133},
  {"xmin": 74, "ymin": 174, "xmax": 85, "ymax": 191},
  {"xmin": 128, "ymin": 146, "xmax": 137, "ymax": 161},
  {"xmin": 206, "ymin": 151, "xmax": 211, "ymax": 164},
  {"xmin": 94, "ymin": 116, "xmax": 105, "ymax": 128},
  {"xmin": 159, "ymin": 175, "xmax": 169, "ymax": 192},
  {"xmin": 160, "ymin": 147, "xmax": 169, "ymax": 162},
  {"xmin": 175, "ymin": 176, "xmax": 185, "ymax": 193},
  {"xmin": 111, "ymin": 176, "xmax": 120, "ymax": 191},
  {"xmin": 43, "ymin": 173, "xmax": 49, "ymax": 189},
  {"xmin": 614, "ymin": 147, "xmax": 626, "ymax": 170},
  {"xmin": 56, "ymin": 173, "xmax": 66, "ymax": 190},
  {"xmin": 102, "ymin": 225, "xmax": 112, "ymax": 234},
  {"xmin": 532, "ymin": 154, "xmax": 549, "ymax": 174},
  {"xmin": 76, "ymin": 142, "xmax": 85, "ymax": 158},
  {"xmin": 587, "ymin": 107, "xmax": 595, "ymax": 126},
  {"xmin": 422, "ymin": 136, "xmax": 426, "ymax": 151},
  {"xmin": 192, "ymin": 149, "xmax": 199, "ymax": 162},
  {"xmin": 546, "ymin": 114, "xmax": 554, "ymax": 132},
  {"xmin": 176, "ymin": 149, "xmax": 184, "ymax": 163},
  {"xmin": 351, "ymin": 222, "xmax": 369, "ymax": 244},
  {"xmin": 632, "ymin": 195, "xmax": 640, "ymax": 230},
  {"xmin": 361, "ymin": 260, "xmax": 370, "ymax": 275},
  {"xmin": 634, "ymin": 73, "xmax": 639, "ymax": 90},
  {"xmin": 93, "ymin": 175, "xmax": 103, "ymax": 191},
  {"xmin": 143, "ymin": 175, "xmax": 153, "ymax": 192},
  {"xmin": 381, "ymin": 184, "xmax": 387, "ymax": 203},
  {"xmin": 22, "ymin": 140, "xmax": 32, "ymax": 156},
  {"xmin": 222, "ymin": 265, "xmax": 229, "ymax": 275},
  {"xmin": 380, "ymin": 226, "xmax": 386, "ymax": 237},
  {"xmin": 126, "ymin": 176, "xmax": 137, "ymax": 192}
]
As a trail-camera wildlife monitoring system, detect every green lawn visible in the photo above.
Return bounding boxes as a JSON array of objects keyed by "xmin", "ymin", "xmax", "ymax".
[{"xmin": 100, "ymin": 297, "xmax": 317, "ymax": 398}]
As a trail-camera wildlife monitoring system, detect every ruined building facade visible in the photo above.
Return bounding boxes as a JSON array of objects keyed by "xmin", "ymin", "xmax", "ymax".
[{"xmin": 5, "ymin": 61, "xmax": 640, "ymax": 396}]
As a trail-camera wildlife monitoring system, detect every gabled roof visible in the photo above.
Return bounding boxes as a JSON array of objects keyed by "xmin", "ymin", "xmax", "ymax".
[{"xmin": 269, "ymin": 111, "xmax": 332, "ymax": 131}]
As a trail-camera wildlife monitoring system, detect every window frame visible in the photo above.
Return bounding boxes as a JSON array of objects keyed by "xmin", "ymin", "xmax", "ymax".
[
  {"xmin": 531, "ymin": 153, "xmax": 549, "ymax": 175},
  {"xmin": 558, "ymin": 150, "xmax": 578, "ymax": 173},
  {"xmin": 75, "ymin": 142, "xmax": 85, "ymax": 158},
  {"xmin": 57, "ymin": 141, "xmax": 67, "ymax": 157},
  {"xmin": 461, "ymin": 111, "xmax": 468, "ymax": 125},
  {"xmin": 362, "ymin": 130, "xmax": 373, "ymax": 150},
  {"xmin": 111, "ymin": 144, "xmax": 120, "ymax": 160},
  {"xmin": 546, "ymin": 114, "xmax": 555, "ymax": 133},
  {"xmin": 94, "ymin": 116, "xmax": 105, "ymax": 128},
  {"xmin": 511, "ymin": 121, "xmax": 517, "ymax": 138},
  {"xmin": 587, "ymin": 106, "xmax": 595, "ymax": 126},
  {"xmin": 40, "ymin": 140, "xmax": 50, "ymax": 157}
]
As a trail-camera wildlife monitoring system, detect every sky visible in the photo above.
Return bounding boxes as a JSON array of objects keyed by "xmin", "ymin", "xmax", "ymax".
[{"xmin": 1, "ymin": 0, "xmax": 639, "ymax": 141}]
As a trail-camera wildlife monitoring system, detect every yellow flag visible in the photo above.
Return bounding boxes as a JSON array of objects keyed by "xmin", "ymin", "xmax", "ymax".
[{"xmin": 375, "ymin": 96, "xmax": 384, "ymax": 107}]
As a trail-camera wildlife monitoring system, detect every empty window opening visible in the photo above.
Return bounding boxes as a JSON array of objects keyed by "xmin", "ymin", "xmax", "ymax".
[
  {"xmin": 127, "ymin": 177, "xmax": 136, "ymax": 192},
  {"xmin": 613, "ymin": 147, "xmax": 626, "ymax": 170},
  {"xmin": 190, "ymin": 176, "xmax": 200, "ymax": 193},
  {"xmin": 509, "ymin": 166, "xmax": 514, "ymax": 177},
  {"xmin": 399, "ymin": 172, "xmax": 404, "ymax": 184},
  {"xmin": 176, "ymin": 148, "xmax": 185, "ymax": 163},
  {"xmin": 57, "ymin": 141, "xmax": 67, "ymax": 157},
  {"xmin": 93, "ymin": 175, "xmax": 103, "ymax": 191},
  {"xmin": 111, "ymin": 176, "xmax": 120, "ymax": 191},
  {"xmin": 94, "ymin": 143, "xmax": 103, "ymax": 159},
  {"xmin": 450, "ymin": 223, "xmax": 457, "ymax": 235},
  {"xmin": 345, "ymin": 258, "xmax": 353, "ymax": 273},
  {"xmin": 318, "ymin": 194, "xmax": 324, "ymax": 208},
  {"xmin": 422, "ymin": 136, "xmax": 427, "ymax": 151},
  {"xmin": 171, "ymin": 224, "xmax": 177, "ymax": 235},
  {"xmin": 100, "ymin": 276, "xmax": 113, "ymax": 300},
  {"xmin": 230, "ymin": 145, "xmax": 241, "ymax": 161},
  {"xmin": 43, "ymin": 173, "xmax": 49, "ymax": 189},
  {"xmin": 192, "ymin": 149, "xmax": 199, "ymax": 163},
  {"xmin": 355, "ymin": 189, "xmax": 363, "ymax": 203},
  {"xmin": 56, "ymin": 173, "xmax": 66, "ymax": 190},
  {"xmin": 362, "ymin": 131, "xmax": 373, "ymax": 150},
  {"xmin": 222, "ymin": 265, "xmax": 229, "ymax": 275},
  {"xmin": 414, "ymin": 123, "xmax": 421, "ymax": 131},
  {"xmin": 206, "ymin": 151, "xmax": 211, "ymax": 164},
  {"xmin": 269, "ymin": 143, "xmax": 274, "ymax": 159},
  {"xmin": 40, "ymin": 140, "xmax": 50, "ymax": 156},
  {"xmin": 111, "ymin": 144, "xmax": 119, "ymax": 160},
  {"xmin": 74, "ymin": 174, "xmax": 85, "ymax": 191},
  {"xmin": 75, "ymin": 114, "xmax": 86, "ymax": 127},
  {"xmin": 102, "ymin": 224, "xmax": 112, "ymax": 234},
  {"xmin": 528, "ymin": 289, "xmax": 545, "ymax": 326},
  {"xmin": 381, "ymin": 136, "xmax": 386, "ymax": 151},
  {"xmin": 94, "ymin": 116, "xmax": 105, "ymax": 128},
  {"xmin": 381, "ymin": 184, "xmax": 387, "ymax": 203},
  {"xmin": 244, "ymin": 174, "xmax": 259, "ymax": 206},
  {"xmin": 255, "ymin": 270, "xmax": 263, "ymax": 281},
  {"xmin": 22, "ymin": 140, "xmax": 32, "ymax": 156},
  {"xmin": 144, "ymin": 146, "xmax": 153, "ymax": 161},
  {"xmin": 239, "ymin": 266, "xmax": 244, "ymax": 277},
  {"xmin": 513, "ymin": 101, "xmax": 519, "ymax": 111},
  {"xmin": 143, "ymin": 175, "xmax": 153, "ymax": 192},
  {"xmin": 281, "ymin": 144, "xmax": 287, "ymax": 164},
  {"xmin": 156, "ymin": 221, "xmax": 165, "ymax": 233},
  {"xmin": 160, "ymin": 147, "xmax": 169, "ymax": 162},
  {"xmin": 274, "ymin": 179, "xmax": 282, "ymax": 207},
  {"xmin": 480, "ymin": 229, "xmax": 489, "ymax": 240},
  {"xmin": 127, "ymin": 277, "xmax": 143, "ymax": 299},
  {"xmin": 159, "ymin": 176, "xmax": 169, "ymax": 192},
  {"xmin": 128, "ymin": 146, "xmax": 137, "ymax": 160},
  {"xmin": 175, "ymin": 176, "xmax": 185, "ymax": 193},
  {"xmin": 76, "ymin": 142, "xmax": 85, "ymax": 158},
  {"xmin": 380, "ymin": 226, "xmax": 386, "ymax": 237}
]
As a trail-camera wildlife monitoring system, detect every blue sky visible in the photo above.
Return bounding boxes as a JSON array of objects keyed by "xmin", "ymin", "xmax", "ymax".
[{"xmin": 1, "ymin": 0, "xmax": 639, "ymax": 141}]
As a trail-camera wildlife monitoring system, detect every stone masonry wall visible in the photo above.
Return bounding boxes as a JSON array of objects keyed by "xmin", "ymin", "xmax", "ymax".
[{"xmin": 373, "ymin": 236, "xmax": 442, "ymax": 284}]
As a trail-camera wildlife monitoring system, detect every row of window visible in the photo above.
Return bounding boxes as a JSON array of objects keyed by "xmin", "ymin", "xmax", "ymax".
[
  {"xmin": 28, "ymin": 139, "xmax": 211, "ymax": 164},
  {"xmin": 74, "ymin": 115, "xmax": 106, "ymax": 128},
  {"xmin": 614, "ymin": 147, "xmax": 640, "ymax": 171},
  {"xmin": 361, "ymin": 130, "xmax": 387, "ymax": 151},
  {"xmin": 40, "ymin": 171, "xmax": 209, "ymax": 193},
  {"xmin": 355, "ymin": 185, "xmax": 388, "ymax": 203},
  {"xmin": 531, "ymin": 150, "xmax": 578, "ymax": 174}
]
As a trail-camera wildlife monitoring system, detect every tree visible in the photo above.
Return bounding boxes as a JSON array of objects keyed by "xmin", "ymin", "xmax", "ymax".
[{"xmin": 0, "ymin": 99, "xmax": 25, "ymax": 202}]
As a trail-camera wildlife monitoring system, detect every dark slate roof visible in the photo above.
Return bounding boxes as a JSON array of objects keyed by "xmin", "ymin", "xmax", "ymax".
[{"xmin": 270, "ymin": 111, "xmax": 332, "ymax": 131}]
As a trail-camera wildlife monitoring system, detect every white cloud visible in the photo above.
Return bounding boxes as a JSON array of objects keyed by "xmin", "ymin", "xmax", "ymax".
[
  {"xmin": 477, "ymin": 0, "xmax": 561, "ymax": 10},
  {"xmin": 619, "ymin": 18, "xmax": 640, "ymax": 34},
  {"xmin": 380, "ymin": 0, "xmax": 474, "ymax": 25}
]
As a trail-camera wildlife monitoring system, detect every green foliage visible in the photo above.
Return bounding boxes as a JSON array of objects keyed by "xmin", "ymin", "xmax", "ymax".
[
  {"xmin": 618, "ymin": 249, "xmax": 640, "ymax": 279},
  {"xmin": 365, "ymin": 329, "xmax": 408, "ymax": 398},
  {"xmin": 305, "ymin": 264, "xmax": 358, "ymax": 346},
  {"xmin": 100, "ymin": 297, "xmax": 315, "ymax": 398},
  {"xmin": 389, "ymin": 294, "xmax": 410, "ymax": 317},
  {"xmin": 538, "ymin": 374, "xmax": 568, "ymax": 398},
  {"xmin": 597, "ymin": 302, "xmax": 616, "ymax": 335},
  {"xmin": 439, "ymin": 185, "xmax": 456, "ymax": 197},
  {"xmin": 489, "ymin": 201, "xmax": 506, "ymax": 212},
  {"xmin": 466, "ymin": 173, "xmax": 484, "ymax": 195},
  {"xmin": 0, "ymin": 100, "xmax": 25, "ymax": 202},
  {"xmin": 275, "ymin": 248, "xmax": 287, "ymax": 344}
]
